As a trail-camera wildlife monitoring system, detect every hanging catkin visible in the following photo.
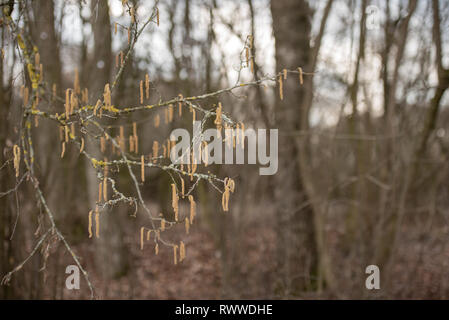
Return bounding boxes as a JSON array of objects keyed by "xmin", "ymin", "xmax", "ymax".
[
  {"xmin": 155, "ymin": 243, "xmax": 159, "ymax": 255},
  {"xmin": 283, "ymin": 68, "xmax": 287, "ymax": 80},
  {"xmin": 103, "ymin": 178, "xmax": 108, "ymax": 202},
  {"xmin": 140, "ymin": 227, "xmax": 145, "ymax": 250},
  {"xmin": 178, "ymin": 94, "xmax": 183, "ymax": 116},
  {"xmin": 60, "ymin": 142, "xmax": 66, "ymax": 158},
  {"xmin": 154, "ymin": 114, "xmax": 160, "ymax": 127},
  {"xmin": 94, "ymin": 99, "xmax": 101, "ymax": 116},
  {"xmin": 98, "ymin": 182, "xmax": 102, "ymax": 202},
  {"xmin": 13, "ymin": 145, "xmax": 20, "ymax": 177},
  {"xmin": 188, "ymin": 195, "xmax": 196, "ymax": 224},
  {"xmin": 279, "ymin": 75, "xmax": 283, "ymax": 101},
  {"xmin": 181, "ymin": 177, "xmax": 185, "ymax": 198},
  {"xmin": 145, "ymin": 74, "xmax": 150, "ymax": 99},
  {"xmin": 173, "ymin": 245, "xmax": 178, "ymax": 265},
  {"xmin": 298, "ymin": 67, "xmax": 304, "ymax": 85},
  {"xmin": 65, "ymin": 89, "xmax": 70, "ymax": 119},
  {"xmin": 156, "ymin": 7, "xmax": 160, "ymax": 26},
  {"xmin": 88, "ymin": 210, "xmax": 93, "ymax": 238},
  {"xmin": 95, "ymin": 207, "xmax": 100, "ymax": 238},
  {"xmin": 179, "ymin": 241, "xmax": 186, "ymax": 262},
  {"xmin": 171, "ymin": 183, "xmax": 179, "ymax": 221},
  {"xmin": 140, "ymin": 80, "xmax": 144, "ymax": 104},
  {"xmin": 168, "ymin": 104, "xmax": 174, "ymax": 122},
  {"xmin": 104, "ymin": 84, "xmax": 111, "ymax": 106},
  {"xmin": 80, "ymin": 137, "xmax": 85, "ymax": 153},
  {"xmin": 141, "ymin": 155, "xmax": 145, "ymax": 182},
  {"xmin": 185, "ymin": 218, "xmax": 190, "ymax": 234},
  {"xmin": 161, "ymin": 218, "xmax": 165, "ymax": 231},
  {"xmin": 153, "ymin": 141, "xmax": 159, "ymax": 161}
]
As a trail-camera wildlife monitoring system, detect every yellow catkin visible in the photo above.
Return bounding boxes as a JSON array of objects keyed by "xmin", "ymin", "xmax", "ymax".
[
  {"xmin": 221, "ymin": 178, "xmax": 235, "ymax": 212},
  {"xmin": 103, "ymin": 178, "xmax": 107, "ymax": 202},
  {"xmin": 114, "ymin": 22, "xmax": 118, "ymax": 34},
  {"xmin": 168, "ymin": 104, "xmax": 174, "ymax": 122},
  {"xmin": 178, "ymin": 94, "xmax": 183, "ymax": 117},
  {"xmin": 141, "ymin": 155, "xmax": 145, "ymax": 183},
  {"xmin": 162, "ymin": 145, "xmax": 167, "ymax": 158},
  {"xmin": 173, "ymin": 245, "xmax": 178, "ymax": 265},
  {"xmin": 119, "ymin": 126, "xmax": 125, "ymax": 149},
  {"xmin": 71, "ymin": 123, "xmax": 75, "ymax": 138},
  {"xmin": 154, "ymin": 114, "xmax": 160, "ymax": 127},
  {"xmin": 35, "ymin": 52, "xmax": 40, "ymax": 67},
  {"xmin": 65, "ymin": 89, "xmax": 70, "ymax": 119},
  {"xmin": 104, "ymin": 84, "xmax": 111, "ymax": 106},
  {"xmin": 61, "ymin": 142, "xmax": 66, "ymax": 158},
  {"xmin": 82, "ymin": 88, "xmax": 88, "ymax": 104},
  {"xmin": 145, "ymin": 74, "xmax": 150, "ymax": 99},
  {"xmin": 164, "ymin": 109, "xmax": 169, "ymax": 124},
  {"xmin": 132, "ymin": 122, "xmax": 137, "ymax": 138},
  {"xmin": 279, "ymin": 75, "xmax": 283, "ymax": 100},
  {"xmin": 77, "ymin": 138, "xmax": 83, "ymax": 154},
  {"xmin": 95, "ymin": 207, "xmax": 100, "ymax": 238},
  {"xmin": 250, "ymin": 57, "xmax": 254, "ymax": 74},
  {"xmin": 13, "ymin": 145, "xmax": 20, "ymax": 178},
  {"xmin": 180, "ymin": 241, "xmax": 185, "ymax": 262},
  {"xmin": 88, "ymin": 210, "xmax": 93, "ymax": 238},
  {"xmin": 70, "ymin": 91, "xmax": 77, "ymax": 114},
  {"xmin": 146, "ymin": 230, "xmax": 151, "ymax": 241},
  {"xmin": 98, "ymin": 182, "xmax": 102, "ymax": 202},
  {"xmin": 153, "ymin": 141, "xmax": 159, "ymax": 161},
  {"xmin": 155, "ymin": 243, "xmax": 159, "ymax": 255},
  {"xmin": 181, "ymin": 177, "xmax": 185, "ymax": 197},
  {"xmin": 156, "ymin": 7, "xmax": 160, "ymax": 26},
  {"xmin": 189, "ymin": 195, "xmax": 196, "ymax": 224},
  {"xmin": 131, "ymin": 7, "xmax": 135, "ymax": 23},
  {"xmin": 128, "ymin": 28, "xmax": 131, "ymax": 44},
  {"xmin": 94, "ymin": 99, "xmax": 101, "ymax": 116},
  {"xmin": 185, "ymin": 217, "xmax": 190, "ymax": 234},
  {"xmin": 120, "ymin": 51, "xmax": 124, "ymax": 66},
  {"xmin": 129, "ymin": 135, "xmax": 135, "ymax": 153},
  {"xmin": 140, "ymin": 227, "xmax": 144, "ymax": 250},
  {"xmin": 171, "ymin": 183, "xmax": 179, "ymax": 221},
  {"xmin": 116, "ymin": 53, "xmax": 119, "ymax": 68},
  {"xmin": 161, "ymin": 218, "xmax": 165, "ymax": 231},
  {"xmin": 298, "ymin": 67, "xmax": 304, "ymax": 85},
  {"xmin": 191, "ymin": 108, "xmax": 196, "ymax": 124},
  {"xmin": 283, "ymin": 68, "xmax": 287, "ymax": 80},
  {"xmin": 139, "ymin": 80, "xmax": 144, "ymax": 104}
]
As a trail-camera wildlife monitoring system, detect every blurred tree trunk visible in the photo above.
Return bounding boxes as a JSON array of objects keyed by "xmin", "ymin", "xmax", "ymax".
[
  {"xmin": 87, "ymin": 0, "xmax": 129, "ymax": 282},
  {"xmin": 271, "ymin": 0, "xmax": 319, "ymax": 295}
]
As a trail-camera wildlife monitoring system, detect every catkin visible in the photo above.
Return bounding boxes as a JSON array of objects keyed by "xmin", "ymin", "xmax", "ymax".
[
  {"xmin": 279, "ymin": 75, "xmax": 283, "ymax": 100},
  {"xmin": 154, "ymin": 114, "xmax": 160, "ymax": 127},
  {"xmin": 74, "ymin": 68, "xmax": 80, "ymax": 94},
  {"xmin": 161, "ymin": 218, "xmax": 165, "ymax": 231},
  {"xmin": 61, "ymin": 142, "xmax": 66, "ymax": 158},
  {"xmin": 283, "ymin": 68, "xmax": 287, "ymax": 80},
  {"xmin": 100, "ymin": 137, "xmax": 106, "ymax": 153},
  {"xmin": 171, "ymin": 183, "xmax": 179, "ymax": 221},
  {"xmin": 95, "ymin": 207, "xmax": 100, "ymax": 238},
  {"xmin": 139, "ymin": 80, "xmax": 144, "ymax": 104},
  {"xmin": 94, "ymin": 99, "xmax": 101, "ymax": 116},
  {"xmin": 168, "ymin": 104, "xmax": 174, "ymax": 122},
  {"xmin": 13, "ymin": 145, "xmax": 20, "ymax": 178},
  {"xmin": 145, "ymin": 74, "xmax": 150, "ymax": 99},
  {"xmin": 173, "ymin": 245, "xmax": 178, "ymax": 265},
  {"xmin": 104, "ymin": 84, "xmax": 111, "ymax": 106},
  {"xmin": 140, "ymin": 227, "xmax": 144, "ymax": 250},
  {"xmin": 103, "ymin": 178, "xmax": 108, "ymax": 202},
  {"xmin": 80, "ymin": 137, "xmax": 85, "ymax": 153},
  {"xmin": 114, "ymin": 22, "xmax": 118, "ymax": 35},
  {"xmin": 128, "ymin": 28, "xmax": 131, "ymax": 44},
  {"xmin": 178, "ymin": 94, "xmax": 183, "ymax": 117},
  {"xmin": 298, "ymin": 67, "xmax": 304, "ymax": 85},
  {"xmin": 153, "ymin": 141, "xmax": 159, "ymax": 161},
  {"xmin": 88, "ymin": 210, "xmax": 93, "ymax": 238},
  {"xmin": 141, "ymin": 155, "xmax": 145, "ymax": 182},
  {"xmin": 129, "ymin": 135, "xmax": 135, "ymax": 153},
  {"xmin": 185, "ymin": 218, "xmax": 190, "ymax": 234},
  {"xmin": 65, "ymin": 89, "xmax": 70, "ymax": 119},
  {"xmin": 181, "ymin": 177, "xmax": 185, "ymax": 197},
  {"xmin": 189, "ymin": 195, "xmax": 196, "ymax": 224},
  {"xmin": 98, "ymin": 182, "xmax": 102, "ymax": 202},
  {"xmin": 155, "ymin": 243, "xmax": 159, "ymax": 255},
  {"xmin": 179, "ymin": 241, "xmax": 185, "ymax": 262},
  {"xmin": 156, "ymin": 7, "xmax": 160, "ymax": 26}
]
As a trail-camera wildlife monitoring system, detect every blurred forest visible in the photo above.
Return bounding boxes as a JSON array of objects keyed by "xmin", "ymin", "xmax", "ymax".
[{"xmin": 0, "ymin": 0, "xmax": 448, "ymax": 299}]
